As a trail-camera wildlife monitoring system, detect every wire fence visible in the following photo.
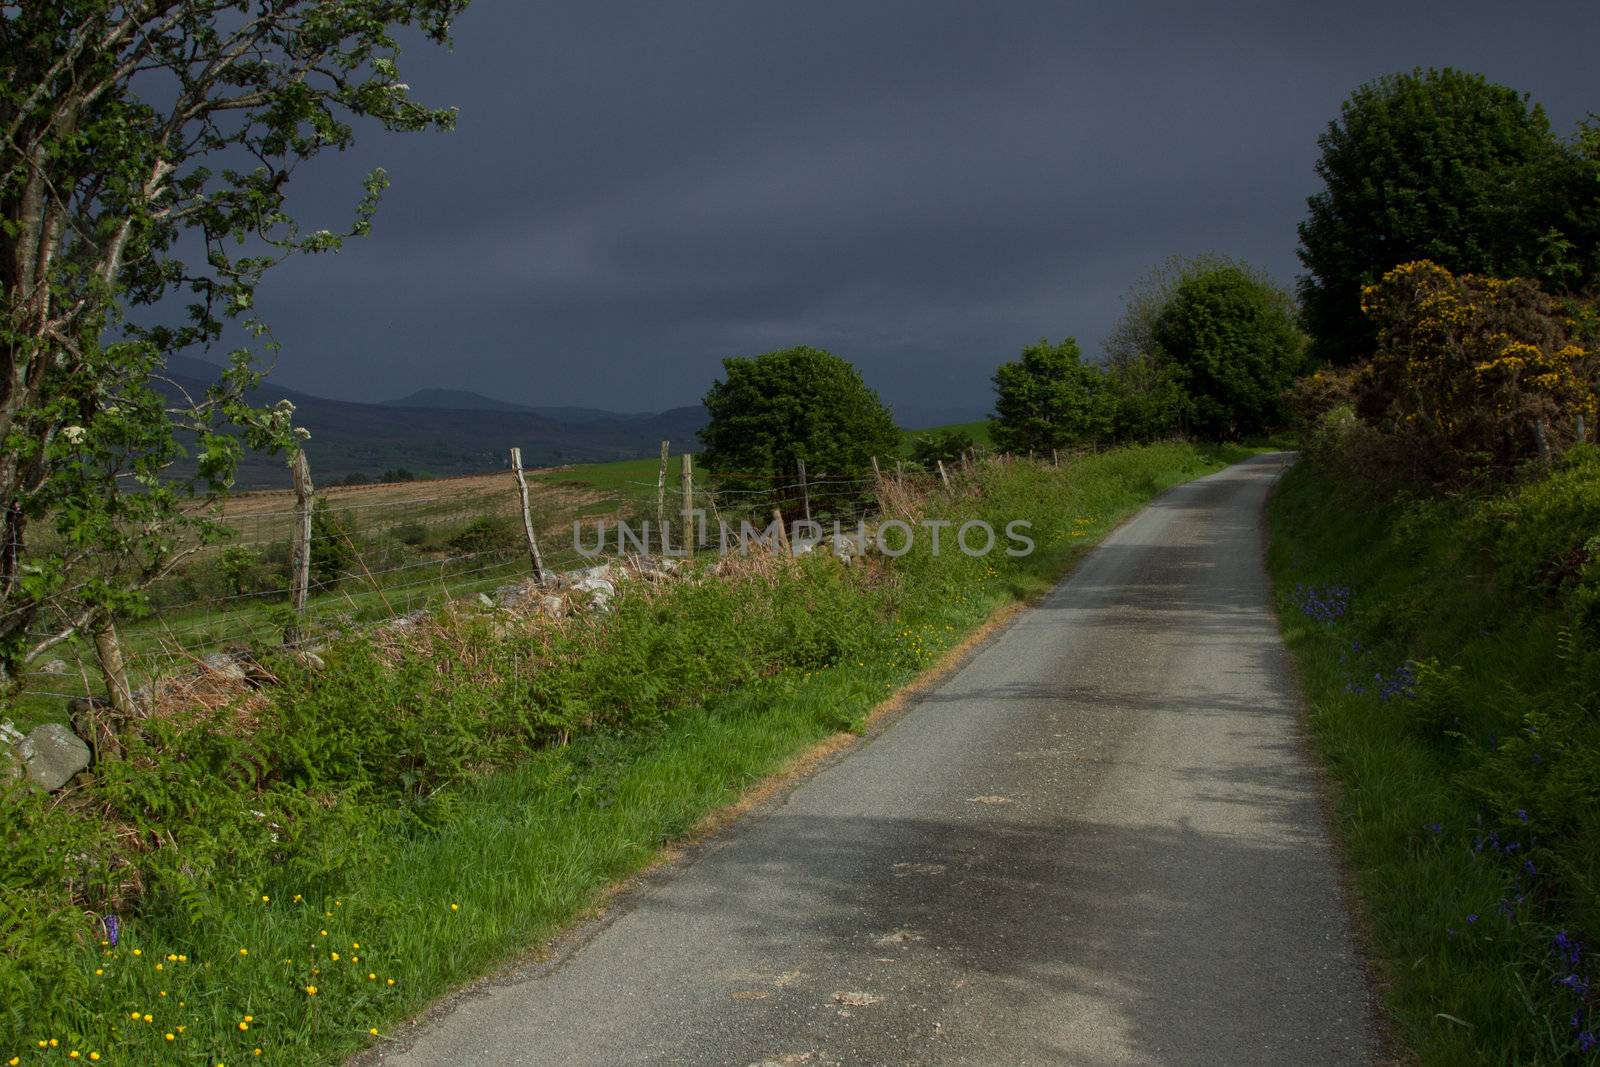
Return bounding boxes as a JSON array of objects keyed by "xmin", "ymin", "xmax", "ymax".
[{"xmin": 9, "ymin": 447, "xmax": 968, "ymax": 712}]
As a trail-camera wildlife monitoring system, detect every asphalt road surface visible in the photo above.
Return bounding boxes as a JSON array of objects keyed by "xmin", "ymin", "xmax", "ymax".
[{"xmin": 379, "ymin": 454, "xmax": 1376, "ymax": 1066}]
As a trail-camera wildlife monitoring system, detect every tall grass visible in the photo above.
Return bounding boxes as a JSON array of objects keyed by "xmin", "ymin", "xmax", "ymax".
[
  {"xmin": 1267, "ymin": 447, "xmax": 1600, "ymax": 1064},
  {"xmin": 2, "ymin": 442, "xmax": 1248, "ymax": 1066}
]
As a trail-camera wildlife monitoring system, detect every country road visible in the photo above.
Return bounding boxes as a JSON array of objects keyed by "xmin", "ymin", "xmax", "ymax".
[{"xmin": 376, "ymin": 454, "xmax": 1377, "ymax": 1066}]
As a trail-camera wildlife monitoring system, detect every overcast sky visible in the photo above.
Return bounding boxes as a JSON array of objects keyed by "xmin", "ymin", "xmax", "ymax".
[{"xmin": 237, "ymin": 0, "xmax": 1600, "ymax": 423}]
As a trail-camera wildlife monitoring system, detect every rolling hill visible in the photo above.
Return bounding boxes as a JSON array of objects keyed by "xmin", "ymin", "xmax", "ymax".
[{"xmin": 162, "ymin": 356, "xmax": 708, "ymax": 488}]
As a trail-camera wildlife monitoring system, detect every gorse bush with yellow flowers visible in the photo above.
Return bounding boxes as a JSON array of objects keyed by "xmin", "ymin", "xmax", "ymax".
[
  {"xmin": 1, "ymin": 442, "xmax": 1248, "ymax": 1065},
  {"xmin": 1352, "ymin": 260, "xmax": 1599, "ymax": 482}
]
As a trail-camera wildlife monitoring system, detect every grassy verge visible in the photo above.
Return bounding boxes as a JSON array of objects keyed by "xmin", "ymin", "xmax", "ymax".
[
  {"xmin": 3, "ymin": 442, "xmax": 1250, "ymax": 1066},
  {"xmin": 1267, "ymin": 448, "xmax": 1600, "ymax": 1064}
]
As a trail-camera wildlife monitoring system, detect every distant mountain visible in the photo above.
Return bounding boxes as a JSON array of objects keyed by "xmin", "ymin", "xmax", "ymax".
[
  {"xmin": 381, "ymin": 388, "xmax": 538, "ymax": 414},
  {"xmin": 380, "ymin": 388, "xmax": 642, "ymax": 423},
  {"xmin": 161, "ymin": 356, "xmax": 707, "ymax": 488}
]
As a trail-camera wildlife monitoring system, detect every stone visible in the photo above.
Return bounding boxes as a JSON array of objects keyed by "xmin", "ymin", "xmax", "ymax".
[
  {"xmin": 200, "ymin": 651, "xmax": 248, "ymax": 682},
  {"xmin": 570, "ymin": 574, "xmax": 615, "ymax": 612},
  {"xmin": 290, "ymin": 649, "xmax": 326, "ymax": 672},
  {"xmin": 39, "ymin": 658, "xmax": 70, "ymax": 676},
  {"xmin": 476, "ymin": 592, "xmax": 495, "ymax": 609},
  {"xmin": 20, "ymin": 723, "xmax": 90, "ymax": 791},
  {"xmin": 565, "ymin": 563, "xmax": 618, "ymax": 587},
  {"xmin": 537, "ymin": 594, "xmax": 567, "ymax": 618}
]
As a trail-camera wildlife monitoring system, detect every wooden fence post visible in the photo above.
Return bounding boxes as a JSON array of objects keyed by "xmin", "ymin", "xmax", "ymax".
[
  {"xmin": 1051, "ymin": 448, "xmax": 1059, "ymax": 469},
  {"xmin": 962, "ymin": 449, "xmax": 972, "ymax": 473},
  {"xmin": 936, "ymin": 459, "xmax": 951, "ymax": 490},
  {"xmin": 680, "ymin": 453, "xmax": 695, "ymax": 559},
  {"xmin": 772, "ymin": 507, "xmax": 791, "ymax": 554},
  {"xmin": 510, "ymin": 447, "xmax": 546, "ymax": 583},
  {"xmin": 656, "ymin": 439, "xmax": 669, "ymax": 552},
  {"xmin": 870, "ymin": 455, "xmax": 882, "ymax": 484},
  {"xmin": 287, "ymin": 448, "xmax": 314, "ymax": 643},
  {"xmin": 895, "ymin": 459, "xmax": 904, "ymax": 486},
  {"xmin": 1535, "ymin": 418, "xmax": 1553, "ymax": 462},
  {"xmin": 797, "ymin": 458, "xmax": 811, "ymax": 522}
]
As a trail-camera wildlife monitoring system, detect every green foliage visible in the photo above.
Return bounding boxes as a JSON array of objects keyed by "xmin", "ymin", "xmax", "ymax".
[
  {"xmin": 0, "ymin": 2, "xmax": 468, "ymax": 681},
  {"xmin": 989, "ymin": 338, "xmax": 1114, "ymax": 453},
  {"xmin": 393, "ymin": 522, "xmax": 429, "ymax": 548},
  {"xmin": 699, "ymin": 346, "xmax": 900, "ymax": 492},
  {"xmin": 909, "ymin": 429, "xmax": 976, "ymax": 471},
  {"xmin": 1298, "ymin": 68, "xmax": 1591, "ymax": 366},
  {"xmin": 1268, "ymin": 446, "xmax": 1600, "ymax": 1062},
  {"xmin": 443, "ymin": 516, "xmax": 521, "ymax": 558},
  {"xmin": 310, "ymin": 501, "xmax": 359, "ymax": 590},
  {"xmin": 0, "ymin": 441, "xmax": 1245, "ymax": 1064},
  {"xmin": 1105, "ymin": 351, "xmax": 1186, "ymax": 443},
  {"xmin": 1150, "ymin": 265, "xmax": 1306, "ymax": 438}
]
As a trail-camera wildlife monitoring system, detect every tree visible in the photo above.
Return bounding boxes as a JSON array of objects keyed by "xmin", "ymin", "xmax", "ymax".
[
  {"xmin": 1102, "ymin": 255, "xmax": 1237, "ymax": 442},
  {"xmin": 989, "ymin": 338, "xmax": 1113, "ymax": 454},
  {"xmin": 0, "ymin": 2, "xmax": 466, "ymax": 683},
  {"xmin": 698, "ymin": 346, "xmax": 899, "ymax": 494},
  {"xmin": 1106, "ymin": 352, "xmax": 1185, "ymax": 443},
  {"xmin": 1151, "ymin": 265, "xmax": 1306, "ymax": 438},
  {"xmin": 1298, "ymin": 68, "xmax": 1584, "ymax": 366}
]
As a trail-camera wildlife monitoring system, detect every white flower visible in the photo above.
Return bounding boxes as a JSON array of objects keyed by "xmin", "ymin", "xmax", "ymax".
[
  {"xmin": 294, "ymin": 427, "xmax": 312, "ymax": 440},
  {"xmin": 61, "ymin": 425, "xmax": 86, "ymax": 444},
  {"xmin": 274, "ymin": 398, "xmax": 296, "ymax": 414}
]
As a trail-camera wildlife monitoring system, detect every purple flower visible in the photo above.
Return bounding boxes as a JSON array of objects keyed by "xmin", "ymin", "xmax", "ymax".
[
  {"xmin": 1467, "ymin": 913, "xmax": 1479, "ymax": 924},
  {"xmin": 1517, "ymin": 809, "xmax": 1530, "ymax": 823},
  {"xmin": 102, "ymin": 914, "xmax": 119, "ymax": 947},
  {"xmin": 1580, "ymin": 1031, "xmax": 1597, "ymax": 1054}
]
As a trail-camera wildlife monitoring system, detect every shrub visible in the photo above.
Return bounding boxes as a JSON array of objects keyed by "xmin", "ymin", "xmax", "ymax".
[
  {"xmin": 1356, "ymin": 260, "xmax": 1598, "ymax": 480},
  {"xmin": 909, "ymin": 429, "xmax": 975, "ymax": 472},
  {"xmin": 444, "ymin": 515, "xmax": 521, "ymax": 557},
  {"xmin": 393, "ymin": 521, "xmax": 428, "ymax": 547},
  {"xmin": 310, "ymin": 500, "xmax": 360, "ymax": 589}
]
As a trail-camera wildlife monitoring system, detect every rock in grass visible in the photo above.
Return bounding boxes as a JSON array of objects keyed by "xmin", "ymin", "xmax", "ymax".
[
  {"xmin": 201, "ymin": 651, "xmax": 248, "ymax": 681},
  {"xmin": 291, "ymin": 649, "xmax": 326, "ymax": 672},
  {"xmin": 20, "ymin": 722, "xmax": 90, "ymax": 791}
]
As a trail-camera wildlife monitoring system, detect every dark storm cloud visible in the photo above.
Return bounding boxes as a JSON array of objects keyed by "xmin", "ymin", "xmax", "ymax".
[{"xmin": 242, "ymin": 0, "xmax": 1600, "ymax": 422}]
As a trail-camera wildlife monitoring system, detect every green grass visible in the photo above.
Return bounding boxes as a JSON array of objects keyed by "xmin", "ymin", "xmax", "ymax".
[
  {"xmin": 1267, "ymin": 450, "xmax": 1600, "ymax": 1065},
  {"xmin": 535, "ymin": 455, "xmax": 668, "ymax": 498},
  {"xmin": 899, "ymin": 420, "xmax": 992, "ymax": 455},
  {"xmin": 3, "ymin": 441, "xmax": 1252, "ymax": 1066}
]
